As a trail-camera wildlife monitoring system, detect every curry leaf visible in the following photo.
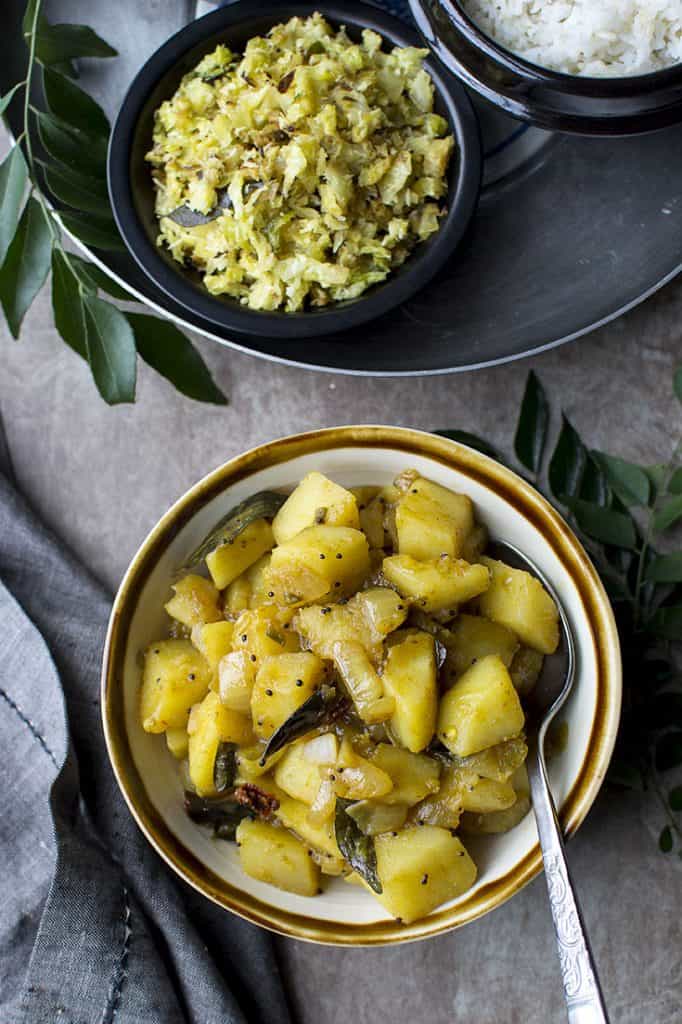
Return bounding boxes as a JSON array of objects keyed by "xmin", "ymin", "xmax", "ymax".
[
  {"xmin": 549, "ymin": 415, "xmax": 587, "ymax": 502},
  {"xmin": 669, "ymin": 786, "xmax": 682, "ymax": 812},
  {"xmin": 40, "ymin": 160, "xmax": 109, "ymax": 215},
  {"xmin": 35, "ymin": 111, "xmax": 107, "ymax": 175},
  {"xmin": 579, "ymin": 454, "xmax": 610, "ymax": 508},
  {"xmin": 653, "ymin": 495, "xmax": 682, "ymax": 533},
  {"xmin": 58, "ymin": 211, "xmax": 124, "ymax": 251},
  {"xmin": 34, "ymin": 23, "xmax": 118, "ymax": 65},
  {"xmin": 184, "ymin": 791, "xmax": 251, "ymax": 841},
  {"xmin": 127, "ymin": 313, "xmax": 228, "ymax": 406},
  {"xmin": 42, "ymin": 66, "xmax": 109, "ymax": 137},
  {"xmin": 335, "ymin": 799, "xmax": 382, "ymax": 894},
  {"xmin": 514, "ymin": 371, "xmax": 549, "ymax": 474},
  {"xmin": 82, "ymin": 293, "xmax": 136, "ymax": 404},
  {"xmin": 51, "ymin": 249, "xmax": 88, "ymax": 358},
  {"xmin": 671, "ymin": 469, "xmax": 682, "ymax": 495},
  {"xmin": 435, "ymin": 430, "xmax": 503, "ymax": 461},
  {"xmin": 66, "ymin": 253, "xmax": 133, "ymax": 301},
  {"xmin": 186, "ymin": 490, "xmax": 286, "ymax": 569},
  {"xmin": 37, "ymin": 158, "xmax": 108, "ymax": 201},
  {"xmin": 646, "ymin": 554, "xmax": 682, "ymax": 584},
  {"xmin": 213, "ymin": 742, "xmax": 238, "ymax": 794},
  {"xmin": 568, "ymin": 498, "xmax": 638, "ymax": 550},
  {"xmin": 0, "ymin": 145, "xmax": 29, "ymax": 267},
  {"xmin": 259, "ymin": 685, "xmax": 340, "ymax": 765},
  {"xmin": 648, "ymin": 606, "xmax": 682, "ymax": 641},
  {"xmin": 22, "ymin": 0, "xmax": 40, "ymax": 35},
  {"xmin": 659, "ymin": 826, "xmax": 673, "ymax": 853},
  {"xmin": 0, "ymin": 83, "xmax": 22, "ymax": 118},
  {"xmin": 0, "ymin": 197, "xmax": 52, "ymax": 338},
  {"xmin": 591, "ymin": 452, "xmax": 650, "ymax": 507}
]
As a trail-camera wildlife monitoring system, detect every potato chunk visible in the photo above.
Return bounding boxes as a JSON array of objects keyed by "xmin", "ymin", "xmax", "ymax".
[
  {"xmin": 478, "ymin": 557, "xmax": 560, "ymax": 655},
  {"xmin": 251, "ymin": 652, "xmax": 326, "ymax": 739},
  {"xmin": 206, "ymin": 519, "xmax": 274, "ymax": 589},
  {"xmin": 374, "ymin": 827, "xmax": 477, "ymax": 923},
  {"xmin": 274, "ymin": 792, "xmax": 344, "ymax": 873},
  {"xmin": 273, "ymin": 471, "xmax": 359, "ymax": 544},
  {"xmin": 437, "ymin": 655, "xmax": 524, "ymax": 757},
  {"xmin": 165, "ymin": 726, "xmax": 189, "ymax": 760},
  {"xmin": 232, "ymin": 606, "xmax": 299, "ymax": 668},
  {"xmin": 382, "ymin": 555, "xmax": 490, "ymax": 614},
  {"xmin": 442, "ymin": 613, "xmax": 519, "ymax": 686},
  {"xmin": 395, "ymin": 478, "xmax": 474, "ymax": 561},
  {"xmin": 333, "ymin": 736, "xmax": 394, "ymax": 800},
  {"xmin": 236, "ymin": 818, "xmax": 321, "ymax": 897},
  {"xmin": 188, "ymin": 691, "xmax": 253, "ymax": 795},
  {"xmin": 218, "ymin": 650, "xmax": 256, "ymax": 714},
  {"xmin": 191, "ymin": 620, "xmax": 234, "ymax": 669},
  {"xmin": 381, "ymin": 632, "xmax": 437, "ymax": 753},
  {"xmin": 371, "ymin": 744, "xmax": 440, "ymax": 806},
  {"xmin": 274, "ymin": 736, "xmax": 337, "ymax": 805},
  {"xmin": 267, "ymin": 525, "xmax": 370, "ymax": 605},
  {"xmin": 346, "ymin": 587, "xmax": 408, "ymax": 662},
  {"xmin": 140, "ymin": 639, "xmax": 213, "ymax": 733},
  {"xmin": 164, "ymin": 574, "xmax": 222, "ymax": 627}
]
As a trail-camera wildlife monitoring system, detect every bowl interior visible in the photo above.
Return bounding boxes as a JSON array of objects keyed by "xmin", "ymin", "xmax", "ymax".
[
  {"xmin": 109, "ymin": 1, "xmax": 481, "ymax": 338},
  {"xmin": 103, "ymin": 429, "xmax": 620, "ymax": 944}
]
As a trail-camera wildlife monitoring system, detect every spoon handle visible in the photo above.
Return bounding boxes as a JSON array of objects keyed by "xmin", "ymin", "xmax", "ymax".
[{"xmin": 528, "ymin": 745, "xmax": 610, "ymax": 1024}]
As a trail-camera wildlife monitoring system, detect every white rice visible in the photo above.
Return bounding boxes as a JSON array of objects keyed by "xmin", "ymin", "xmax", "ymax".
[{"xmin": 460, "ymin": 0, "xmax": 682, "ymax": 76}]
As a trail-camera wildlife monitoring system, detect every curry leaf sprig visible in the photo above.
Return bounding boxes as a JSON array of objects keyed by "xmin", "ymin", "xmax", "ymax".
[
  {"xmin": 437, "ymin": 366, "xmax": 682, "ymax": 856},
  {"xmin": 0, "ymin": 0, "xmax": 226, "ymax": 406}
]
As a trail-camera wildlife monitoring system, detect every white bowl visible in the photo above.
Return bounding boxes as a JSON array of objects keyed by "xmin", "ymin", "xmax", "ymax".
[{"xmin": 102, "ymin": 426, "xmax": 621, "ymax": 945}]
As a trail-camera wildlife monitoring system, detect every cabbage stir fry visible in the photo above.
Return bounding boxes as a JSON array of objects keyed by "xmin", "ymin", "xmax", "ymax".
[
  {"xmin": 140, "ymin": 470, "xmax": 560, "ymax": 925},
  {"xmin": 146, "ymin": 14, "xmax": 455, "ymax": 312}
]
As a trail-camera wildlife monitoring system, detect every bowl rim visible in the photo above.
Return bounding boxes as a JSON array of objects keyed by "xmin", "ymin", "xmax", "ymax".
[
  {"xmin": 410, "ymin": 0, "xmax": 682, "ymax": 135},
  {"xmin": 101, "ymin": 425, "xmax": 622, "ymax": 947},
  {"xmin": 106, "ymin": 0, "xmax": 482, "ymax": 340}
]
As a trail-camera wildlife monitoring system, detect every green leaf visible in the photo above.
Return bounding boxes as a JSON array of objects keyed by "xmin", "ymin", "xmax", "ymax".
[
  {"xmin": 669, "ymin": 786, "xmax": 682, "ymax": 812},
  {"xmin": 435, "ymin": 430, "xmax": 502, "ymax": 461},
  {"xmin": 674, "ymin": 365, "xmax": 682, "ymax": 404},
  {"xmin": 607, "ymin": 759, "xmax": 643, "ymax": 790},
  {"xmin": 127, "ymin": 313, "xmax": 227, "ymax": 405},
  {"xmin": 335, "ymin": 799, "xmax": 382, "ymax": 894},
  {"xmin": 659, "ymin": 825, "xmax": 673, "ymax": 853},
  {"xmin": 42, "ymin": 66, "xmax": 109, "ymax": 137},
  {"xmin": 66, "ymin": 253, "xmax": 133, "ymax": 301},
  {"xmin": 579, "ymin": 454, "xmax": 610, "ymax": 508},
  {"xmin": 514, "ymin": 371, "xmax": 549, "ymax": 474},
  {"xmin": 646, "ymin": 553, "xmax": 682, "ymax": 584},
  {"xmin": 591, "ymin": 452, "xmax": 650, "ymax": 507},
  {"xmin": 40, "ymin": 161, "xmax": 109, "ymax": 215},
  {"xmin": 653, "ymin": 495, "xmax": 682, "ymax": 533},
  {"xmin": 59, "ymin": 211, "xmax": 124, "ymax": 252},
  {"xmin": 51, "ymin": 249, "xmax": 87, "ymax": 358},
  {"xmin": 0, "ymin": 83, "xmax": 23, "ymax": 118},
  {"xmin": 670, "ymin": 469, "xmax": 682, "ymax": 495},
  {"xmin": 22, "ymin": 0, "xmax": 40, "ymax": 35},
  {"xmin": 213, "ymin": 742, "xmax": 237, "ymax": 794},
  {"xmin": 569, "ymin": 498, "xmax": 638, "ymax": 550},
  {"xmin": 0, "ymin": 197, "xmax": 52, "ymax": 338},
  {"xmin": 0, "ymin": 145, "xmax": 29, "ymax": 267},
  {"xmin": 35, "ymin": 111, "xmax": 107, "ymax": 175},
  {"xmin": 82, "ymin": 294, "xmax": 136, "ymax": 404},
  {"xmin": 656, "ymin": 731, "xmax": 682, "ymax": 772},
  {"xmin": 549, "ymin": 415, "xmax": 587, "ymax": 502},
  {"xmin": 34, "ymin": 23, "xmax": 118, "ymax": 65},
  {"xmin": 648, "ymin": 606, "xmax": 682, "ymax": 640}
]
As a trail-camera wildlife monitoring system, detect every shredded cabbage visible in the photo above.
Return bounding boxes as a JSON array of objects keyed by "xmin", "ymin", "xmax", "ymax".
[{"xmin": 146, "ymin": 13, "xmax": 454, "ymax": 313}]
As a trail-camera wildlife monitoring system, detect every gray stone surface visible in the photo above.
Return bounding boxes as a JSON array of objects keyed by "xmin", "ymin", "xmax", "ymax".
[{"xmin": 1, "ymin": 117, "xmax": 681, "ymax": 1019}]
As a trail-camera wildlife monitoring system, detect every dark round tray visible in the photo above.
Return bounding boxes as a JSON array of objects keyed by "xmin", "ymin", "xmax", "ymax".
[{"xmin": 3, "ymin": 0, "xmax": 681, "ymax": 375}]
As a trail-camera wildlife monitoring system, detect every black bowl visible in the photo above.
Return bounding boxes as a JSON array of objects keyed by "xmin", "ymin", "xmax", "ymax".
[
  {"xmin": 410, "ymin": 0, "xmax": 682, "ymax": 136},
  {"xmin": 108, "ymin": 0, "xmax": 481, "ymax": 340}
]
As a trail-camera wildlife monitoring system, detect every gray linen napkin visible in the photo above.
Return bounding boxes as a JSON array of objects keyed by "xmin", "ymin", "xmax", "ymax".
[{"xmin": 0, "ymin": 464, "xmax": 293, "ymax": 1024}]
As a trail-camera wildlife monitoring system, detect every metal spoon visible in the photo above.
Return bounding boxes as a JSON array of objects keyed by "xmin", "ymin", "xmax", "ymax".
[{"xmin": 489, "ymin": 541, "xmax": 610, "ymax": 1024}]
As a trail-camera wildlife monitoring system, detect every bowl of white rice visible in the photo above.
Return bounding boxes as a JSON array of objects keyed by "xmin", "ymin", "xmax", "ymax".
[{"xmin": 409, "ymin": 0, "xmax": 682, "ymax": 134}]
